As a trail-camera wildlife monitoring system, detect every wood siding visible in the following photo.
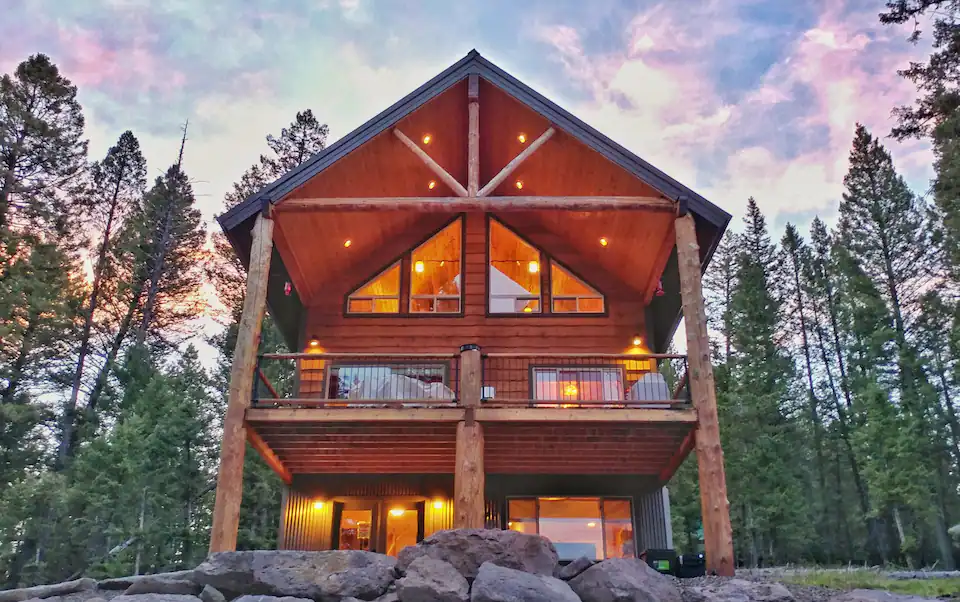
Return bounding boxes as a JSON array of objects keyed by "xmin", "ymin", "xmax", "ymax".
[{"xmin": 303, "ymin": 212, "xmax": 646, "ymax": 355}]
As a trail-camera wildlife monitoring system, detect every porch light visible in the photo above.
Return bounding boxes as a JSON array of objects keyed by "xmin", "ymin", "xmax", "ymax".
[
  {"xmin": 528, "ymin": 260, "xmax": 539, "ymax": 274},
  {"xmin": 343, "ymin": 239, "xmax": 352, "ymax": 248},
  {"xmin": 415, "ymin": 260, "xmax": 425, "ymax": 273},
  {"xmin": 428, "ymin": 180, "xmax": 437, "ymax": 190},
  {"xmin": 632, "ymin": 335, "xmax": 643, "ymax": 347},
  {"xmin": 309, "ymin": 337, "xmax": 320, "ymax": 348},
  {"xmin": 422, "ymin": 134, "xmax": 432, "ymax": 144},
  {"xmin": 433, "ymin": 500, "xmax": 444, "ymax": 510},
  {"xmin": 517, "ymin": 133, "xmax": 527, "ymax": 143},
  {"xmin": 313, "ymin": 501, "xmax": 325, "ymax": 510},
  {"xmin": 390, "ymin": 508, "xmax": 406, "ymax": 517},
  {"xmin": 600, "ymin": 237, "xmax": 608, "ymax": 247},
  {"xmin": 515, "ymin": 180, "xmax": 524, "ymax": 190}
]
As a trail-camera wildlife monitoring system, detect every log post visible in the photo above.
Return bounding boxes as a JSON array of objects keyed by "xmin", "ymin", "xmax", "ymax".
[
  {"xmin": 454, "ymin": 343, "xmax": 484, "ymax": 528},
  {"xmin": 467, "ymin": 74, "xmax": 480, "ymax": 196},
  {"xmin": 210, "ymin": 212, "xmax": 274, "ymax": 553},
  {"xmin": 675, "ymin": 212, "xmax": 735, "ymax": 576}
]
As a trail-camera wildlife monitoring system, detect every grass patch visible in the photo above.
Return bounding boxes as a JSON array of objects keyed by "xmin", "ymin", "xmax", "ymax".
[{"xmin": 784, "ymin": 571, "xmax": 960, "ymax": 597}]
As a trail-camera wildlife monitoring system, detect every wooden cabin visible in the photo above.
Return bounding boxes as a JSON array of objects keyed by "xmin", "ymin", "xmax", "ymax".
[{"xmin": 214, "ymin": 50, "xmax": 735, "ymax": 575}]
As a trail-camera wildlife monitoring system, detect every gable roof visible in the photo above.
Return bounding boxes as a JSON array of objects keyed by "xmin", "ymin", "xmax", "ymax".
[{"xmin": 218, "ymin": 49, "xmax": 731, "ymax": 234}]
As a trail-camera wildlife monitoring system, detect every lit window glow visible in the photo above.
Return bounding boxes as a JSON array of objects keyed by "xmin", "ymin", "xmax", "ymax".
[
  {"xmin": 551, "ymin": 263, "xmax": 604, "ymax": 314},
  {"xmin": 410, "ymin": 218, "xmax": 462, "ymax": 313}
]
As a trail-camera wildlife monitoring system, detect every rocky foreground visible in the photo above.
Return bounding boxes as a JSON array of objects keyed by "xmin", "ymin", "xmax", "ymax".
[{"xmin": 0, "ymin": 530, "xmax": 948, "ymax": 602}]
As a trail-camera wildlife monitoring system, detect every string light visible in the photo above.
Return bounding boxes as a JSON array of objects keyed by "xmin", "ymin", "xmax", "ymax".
[{"xmin": 528, "ymin": 260, "xmax": 539, "ymax": 274}]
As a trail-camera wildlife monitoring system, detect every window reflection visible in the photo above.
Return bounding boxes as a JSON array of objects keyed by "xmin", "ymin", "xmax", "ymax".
[{"xmin": 507, "ymin": 497, "xmax": 635, "ymax": 561}]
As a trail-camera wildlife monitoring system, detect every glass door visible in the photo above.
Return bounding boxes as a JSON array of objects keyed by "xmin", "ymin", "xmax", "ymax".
[
  {"xmin": 384, "ymin": 501, "xmax": 424, "ymax": 557},
  {"xmin": 333, "ymin": 502, "xmax": 379, "ymax": 552}
]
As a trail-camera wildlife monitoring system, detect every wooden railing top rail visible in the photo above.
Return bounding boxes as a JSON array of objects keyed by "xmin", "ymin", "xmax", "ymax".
[
  {"xmin": 261, "ymin": 352, "xmax": 458, "ymax": 360},
  {"xmin": 481, "ymin": 352, "xmax": 687, "ymax": 359}
]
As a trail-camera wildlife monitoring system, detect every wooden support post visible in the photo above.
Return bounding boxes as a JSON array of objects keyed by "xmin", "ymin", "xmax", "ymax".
[
  {"xmin": 394, "ymin": 129, "xmax": 469, "ymax": 197},
  {"xmin": 675, "ymin": 212, "xmax": 735, "ymax": 576},
  {"xmin": 210, "ymin": 212, "xmax": 274, "ymax": 553},
  {"xmin": 455, "ymin": 344, "xmax": 484, "ymax": 529},
  {"xmin": 467, "ymin": 74, "xmax": 480, "ymax": 196},
  {"xmin": 477, "ymin": 127, "xmax": 555, "ymax": 197}
]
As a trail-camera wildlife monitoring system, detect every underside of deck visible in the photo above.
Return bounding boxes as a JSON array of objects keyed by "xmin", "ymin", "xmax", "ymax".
[{"xmin": 245, "ymin": 407, "xmax": 697, "ymax": 477}]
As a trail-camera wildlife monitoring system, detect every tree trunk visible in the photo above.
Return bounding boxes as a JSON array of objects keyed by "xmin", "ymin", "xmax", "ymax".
[
  {"xmin": 0, "ymin": 153, "xmax": 17, "ymax": 232},
  {"xmin": 135, "ymin": 199, "xmax": 174, "ymax": 347},
  {"xmin": 0, "ymin": 312, "xmax": 37, "ymax": 404}
]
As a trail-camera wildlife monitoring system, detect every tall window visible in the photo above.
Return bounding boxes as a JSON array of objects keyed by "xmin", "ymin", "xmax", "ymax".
[
  {"xmin": 410, "ymin": 218, "xmax": 462, "ymax": 313},
  {"xmin": 533, "ymin": 367, "xmax": 624, "ymax": 402},
  {"xmin": 489, "ymin": 219, "xmax": 541, "ymax": 313},
  {"xmin": 507, "ymin": 497, "xmax": 635, "ymax": 560},
  {"xmin": 347, "ymin": 263, "xmax": 401, "ymax": 313},
  {"xmin": 551, "ymin": 262, "xmax": 604, "ymax": 313}
]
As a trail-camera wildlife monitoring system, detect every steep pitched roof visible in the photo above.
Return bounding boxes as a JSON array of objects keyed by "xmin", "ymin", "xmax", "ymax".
[{"xmin": 218, "ymin": 49, "xmax": 730, "ymax": 234}]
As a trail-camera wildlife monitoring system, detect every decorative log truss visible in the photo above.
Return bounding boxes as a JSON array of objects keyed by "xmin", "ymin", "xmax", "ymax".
[{"xmin": 210, "ymin": 73, "xmax": 735, "ymax": 577}]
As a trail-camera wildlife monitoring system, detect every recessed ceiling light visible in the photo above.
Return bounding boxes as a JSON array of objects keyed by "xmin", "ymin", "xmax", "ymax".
[
  {"xmin": 422, "ymin": 134, "xmax": 432, "ymax": 144},
  {"xmin": 343, "ymin": 239, "xmax": 352, "ymax": 248},
  {"xmin": 517, "ymin": 133, "xmax": 527, "ymax": 143},
  {"xmin": 600, "ymin": 237, "xmax": 608, "ymax": 247},
  {"xmin": 515, "ymin": 180, "xmax": 524, "ymax": 190},
  {"xmin": 428, "ymin": 180, "xmax": 437, "ymax": 190}
]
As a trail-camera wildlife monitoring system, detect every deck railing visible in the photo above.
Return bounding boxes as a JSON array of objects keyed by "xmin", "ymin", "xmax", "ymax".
[
  {"xmin": 480, "ymin": 353, "xmax": 690, "ymax": 408},
  {"xmin": 251, "ymin": 350, "xmax": 690, "ymax": 410},
  {"xmin": 252, "ymin": 352, "xmax": 460, "ymax": 408}
]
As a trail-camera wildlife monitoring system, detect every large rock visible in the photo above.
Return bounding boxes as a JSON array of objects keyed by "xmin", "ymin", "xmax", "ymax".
[
  {"xmin": 396, "ymin": 556, "xmax": 468, "ymax": 602},
  {"xmin": 569, "ymin": 558, "xmax": 681, "ymax": 602},
  {"xmin": 557, "ymin": 557, "xmax": 594, "ymax": 581},
  {"xmin": 231, "ymin": 596, "xmax": 313, "ymax": 602},
  {"xmin": 113, "ymin": 596, "xmax": 200, "ymax": 602},
  {"xmin": 197, "ymin": 587, "xmax": 224, "ymax": 602},
  {"xmin": 99, "ymin": 573, "xmax": 197, "ymax": 591},
  {"xmin": 123, "ymin": 581, "xmax": 200, "ymax": 596},
  {"xmin": 681, "ymin": 580, "xmax": 795, "ymax": 602},
  {"xmin": 828, "ymin": 590, "xmax": 943, "ymax": 602},
  {"xmin": 397, "ymin": 529, "xmax": 558, "ymax": 581},
  {"xmin": 193, "ymin": 550, "xmax": 396, "ymax": 601},
  {"xmin": 0, "ymin": 579, "xmax": 98, "ymax": 602},
  {"xmin": 470, "ymin": 562, "xmax": 581, "ymax": 602}
]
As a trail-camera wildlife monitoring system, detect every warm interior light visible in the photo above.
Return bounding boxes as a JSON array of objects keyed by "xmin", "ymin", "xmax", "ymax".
[
  {"xmin": 587, "ymin": 522, "xmax": 597, "ymax": 528},
  {"xmin": 528, "ymin": 260, "xmax": 539, "ymax": 274},
  {"xmin": 390, "ymin": 508, "xmax": 406, "ymax": 517},
  {"xmin": 428, "ymin": 180, "xmax": 437, "ymax": 190},
  {"xmin": 313, "ymin": 501, "xmax": 324, "ymax": 510},
  {"xmin": 415, "ymin": 260, "xmax": 425, "ymax": 273},
  {"xmin": 422, "ymin": 134, "xmax": 432, "ymax": 144},
  {"xmin": 523, "ymin": 306, "xmax": 532, "ymax": 313},
  {"xmin": 632, "ymin": 335, "xmax": 643, "ymax": 347},
  {"xmin": 564, "ymin": 383, "xmax": 579, "ymax": 396},
  {"xmin": 600, "ymin": 237, "xmax": 608, "ymax": 247},
  {"xmin": 343, "ymin": 239, "xmax": 352, "ymax": 248},
  {"xmin": 433, "ymin": 500, "xmax": 444, "ymax": 510},
  {"xmin": 517, "ymin": 133, "xmax": 527, "ymax": 143},
  {"xmin": 515, "ymin": 180, "xmax": 524, "ymax": 190}
]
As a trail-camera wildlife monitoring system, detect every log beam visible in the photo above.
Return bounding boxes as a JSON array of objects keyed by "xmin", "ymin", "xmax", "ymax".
[
  {"xmin": 675, "ymin": 212, "xmax": 734, "ymax": 576},
  {"xmin": 394, "ymin": 128, "xmax": 468, "ymax": 197},
  {"xmin": 276, "ymin": 195, "xmax": 675, "ymax": 213},
  {"xmin": 210, "ymin": 212, "xmax": 274, "ymax": 553},
  {"xmin": 454, "ymin": 344, "xmax": 485, "ymax": 528},
  {"xmin": 477, "ymin": 127, "xmax": 555, "ymax": 197},
  {"xmin": 246, "ymin": 425, "xmax": 293, "ymax": 484},
  {"xmin": 467, "ymin": 74, "xmax": 480, "ymax": 196}
]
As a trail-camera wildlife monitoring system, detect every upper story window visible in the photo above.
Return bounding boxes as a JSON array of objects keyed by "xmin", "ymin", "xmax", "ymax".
[
  {"xmin": 489, "ymin": 219, "xmax": 541, "ymax": 314},
  {"xmin": 533, "ymin": 366, "xmax": 624, "ymax": 402},
  {"xmin": 347, "ymin": 263, "xmax": 401, "ymax": 313},
  {"xmin": 410, "ymin": 218, "xmax": 462, "ymax": 313},
  {"xmin": 551, "ymin": 263, "xmax": 604, "ymax": 313}
]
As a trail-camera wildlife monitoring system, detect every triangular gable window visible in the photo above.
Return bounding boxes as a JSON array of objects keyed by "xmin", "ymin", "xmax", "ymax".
[
  {"xmin": 551, "ymin": 262, "xmax": 604, "ymax": 313},
  {"xmin": 347, "ymin": 263, "xmax": 401, "ymax": 314},
  {"xmin": 489, "ymin": 219, "xmax": 541, "ymax": 314},
  {"xmin": 410, "ymin": 218, "xmax": 462, "ymax": 313}
]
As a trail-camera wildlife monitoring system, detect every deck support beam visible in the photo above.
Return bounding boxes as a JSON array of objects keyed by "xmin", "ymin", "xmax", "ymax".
[
  {"xmin": 210, "ymin": 212, "xmax": 274, "ymax": 553},
  {"xmin": 454, "ymin": 344, "xmax": 485, "ymax": 528},
  {"xmin": 675, "ymin": 212, "xmax": 734, "ymax": 576}
]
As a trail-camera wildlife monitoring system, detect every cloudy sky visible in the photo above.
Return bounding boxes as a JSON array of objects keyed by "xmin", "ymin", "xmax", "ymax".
[{"xmin": 2, "ymin": 0, "xmax": 934, "ymax": 236}]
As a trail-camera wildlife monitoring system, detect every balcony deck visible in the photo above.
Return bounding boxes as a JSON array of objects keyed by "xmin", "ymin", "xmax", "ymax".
[{"xmin": 245, "ymin": 351, "xmax": 697, "ymax": 479}]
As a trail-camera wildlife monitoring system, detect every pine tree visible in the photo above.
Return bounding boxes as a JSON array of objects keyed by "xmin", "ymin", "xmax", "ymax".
[{"xmin": 0, "ymin": 54, "xmax": 87, "ymax": 233}]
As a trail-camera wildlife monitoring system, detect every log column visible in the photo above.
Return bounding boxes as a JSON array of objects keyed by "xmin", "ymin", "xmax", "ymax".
[
  {"xmin": 210, "ymin": 212, "xmax": 274, "ymax": 553},
  {"xmin": 454, "ymin": 343, "xmax": 485, "ymax": 528},
  {"xmin": 467, "ymin": 74, "xmax": 479, "ymax": 196},
  {"xmin": 675, "ymin": 212, "xmax": 735, "ymax": 576}
]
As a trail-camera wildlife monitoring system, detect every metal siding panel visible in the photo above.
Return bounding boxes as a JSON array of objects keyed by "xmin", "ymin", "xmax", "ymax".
[{"xmin": 636, "ymin": 488, "xmax": 669, "ymax": 550}]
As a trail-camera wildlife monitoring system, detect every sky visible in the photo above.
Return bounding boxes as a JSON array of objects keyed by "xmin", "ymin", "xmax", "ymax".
[{"xmin": 1, "ymin": 0, "xmax": 937, "ymax": 238}]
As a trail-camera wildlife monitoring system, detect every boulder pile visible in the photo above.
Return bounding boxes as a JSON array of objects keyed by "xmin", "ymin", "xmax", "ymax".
[{"xmin": 0, "ymin": 529, "xmax": 946, "ymax": 602}]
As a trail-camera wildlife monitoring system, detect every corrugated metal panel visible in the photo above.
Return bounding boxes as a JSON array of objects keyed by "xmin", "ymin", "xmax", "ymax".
[
  {"xmin": 635, "ymin": 487, "xmax": 670, "ymax": 550},
  {"xmin": 424, "ymin": 498, "xmax": 455, "ymax": 536},
  {"xmin": 484, "ymin": 499, "xmax": 502, "ymax": 529},
  {"xmin": 280, "ymin": 489, "xmax": 332, "ymax": 550},
  {"xmin": 341, "ymin": 481, "xmax": 424, "ymax": 497}
]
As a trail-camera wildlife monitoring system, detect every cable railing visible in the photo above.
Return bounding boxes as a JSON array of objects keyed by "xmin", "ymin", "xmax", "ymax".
[
  {"xmin": 252, "ymin": 352, "xmax": 460, "ymax": 408},
  {"xmin": 480, "ymin": 353, "xmax": 690, "ymax": 409}
]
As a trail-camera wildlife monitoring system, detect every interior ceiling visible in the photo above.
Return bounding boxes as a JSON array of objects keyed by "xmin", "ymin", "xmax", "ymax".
[{"xmin": 273, "ymin": 75, "xmax": 675, "ymax": 305}]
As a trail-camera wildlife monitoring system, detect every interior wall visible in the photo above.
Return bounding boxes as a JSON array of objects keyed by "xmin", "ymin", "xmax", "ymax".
[{"xmin": 302, "ymin": 212, "xmax": 648, "ymax": 354}]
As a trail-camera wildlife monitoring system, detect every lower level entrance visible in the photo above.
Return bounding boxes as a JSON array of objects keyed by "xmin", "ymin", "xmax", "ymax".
[{"xmin": 332, "ymin": 499, "xmax": 425, "ymax": 556}]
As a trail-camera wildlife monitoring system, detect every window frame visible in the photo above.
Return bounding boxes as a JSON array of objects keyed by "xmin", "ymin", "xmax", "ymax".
[
  {"xmin": 550, "ymin": 260, "xmax": 605, "ymax": 314},
  {"xmin": 486, "ymin": 215, "xmax": 545, "ymax": 316},
  {"xmin": 529, "ymin": 365, "xmax": 627, "ymax": 403},
  {"xmin": 409, "ymin": 217, "xmax": 464, "ymax": 315},
  {"xmin": 505, "ymin": 496, "xmax": 637, "ymax": 561},
  {"xmin": 324, "ymin": 361, "xmax": 452, "ymax": 400},
  {"xmin": 345, "ymin": 261, "xmax": 402, "ymax": 314}
]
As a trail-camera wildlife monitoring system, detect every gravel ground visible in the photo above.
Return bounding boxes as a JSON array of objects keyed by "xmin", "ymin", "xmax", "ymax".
[{"xmin": 673, "ymin": 574, "xmax": 842, "ymax": 602}]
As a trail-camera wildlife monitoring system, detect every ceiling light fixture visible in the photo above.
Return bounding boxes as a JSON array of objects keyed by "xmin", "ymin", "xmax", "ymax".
[
  {"xmin": 528, "ymin": 260, "xmax": 539, "ymax": 274},
  {"xmin": 313, "ymin": 501, "xmax": 325, "ymax": 510},
  {"xmin": 433, "ymin": 500, "xmax": 444, "ymax": 510},
  {"xmin": 390, "ymin": 508, "xmax": 406, "ymax": 517},
  {"xmin": 633, "ymin": 335, "xmax": 643, "ymax": 347}
]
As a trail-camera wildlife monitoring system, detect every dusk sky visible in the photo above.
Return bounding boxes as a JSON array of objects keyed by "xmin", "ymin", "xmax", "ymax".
[{"xmin": 2, "ymin": 0, "xmax": 935, "ymax": 235}]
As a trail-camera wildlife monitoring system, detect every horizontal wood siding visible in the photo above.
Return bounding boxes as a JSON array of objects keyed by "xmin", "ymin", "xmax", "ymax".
[{"xmin": 304, "ymin": 212, "xmax": 646, "ymax": 355}]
